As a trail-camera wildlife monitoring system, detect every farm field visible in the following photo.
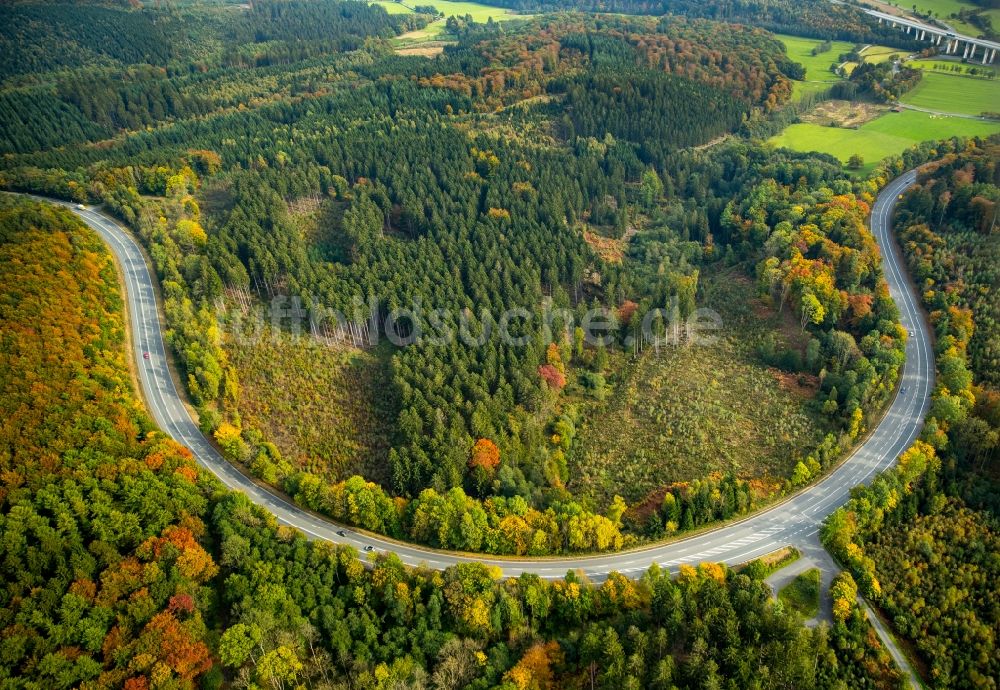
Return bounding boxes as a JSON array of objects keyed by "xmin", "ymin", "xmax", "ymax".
[
  {"xmin": 374, "ymin": 0, "xmax": 516, "ymax": 20},
  {"xmin": 907, "ymin": 58, "xmax": 999, "ymax": 76},
  {"xmin": 887, "ymin": 0, "xmax": 982, "ymax": 33},
  {"xmin": 899, "ymin": 70, "xmax": 1000, "ymax": 115},
  {"xmin": 372, "ymin": 0, "xmax": 412, "ymax": 12},
  {"xmin": 570, "ymin": 270, "xmax": 825, "ymax": 505},
  {"xmin": 790, "ymin": 79, "xmax": 840, "ymax": 99},
  {"xmin": 776, "ymin": 34, "xmax": 901, "ymax": 100},
  {"xmin": 860, "ymin": 45, "xmax": 902, "ymax": 63},
  {"xmin": 907, "ymin": 0, "xmax": 974, "ymax": 18},
  {"xmin": 909, "ymin": 0, "xmax": 1000, "ymax": 29},
  {"xmin": 770, "ymin": 110, "xmax": 1000, "ymax": 174},
  {"xmin": 777, "ymin": 34, "xmax": 856, "ymax": 81},
  {"xmin": 374, "ymin": 0, "xmax": 523, "ymax": 40}
]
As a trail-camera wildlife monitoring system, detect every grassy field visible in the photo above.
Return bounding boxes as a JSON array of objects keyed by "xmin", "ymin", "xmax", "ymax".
[
  {"xmin": 772, "ymin": 35, "xmax": 1000, "ymax": 173},
  {"xmin": 776, "ymin": 35, "xmax": 901, "ymax": 100},
  {"xmin": 905, "ymin": 0, "xmax": 998, "ymax": 26},
  {"xmin": 897, "ymin": 0, "xmax": 998, "ymax": 36},
  {"xmin": 777, "ymin": 34, "xmax": 856, "ymax": 81},
  {"xmin": 899, "ymin": 70, "xmax": 1000, "ymax": 115},
  {"xmin": 907, "ymin": 59, "xmax": 999, "ymax": 76},
  {"xmin": 790, "ymin": 80, "xmax": 840, "ymax": 100},
  {"xmin": 854, "ymin": 0, "xmax": 993, "ymax": 35},
  {"xmin": 778, "ymin": 568, "xmax": 822, "ymax": 618},
  {"xmin": 569, "ymin": 270, "xmax": 825, "ymax": 505},
  {"xmin": 770, "ymin": 110, "xmax": 1000, "ymax": 175},
  {"xmin": 375, "ymin": 0, "xmax": 516, "ymax": 20},
  {"xmin": 373, "ymin": 0, "xmax": 413, "ymax": 12},
  {"xmin": 861, "ymin": 45, "xmax": 903, "ymax": 64},
  {"xmin": 907, "ymin": 0, "xmax": 974, "ymax": 18},
  {"xmin": 374, "ymin": 0, "xmax": 523, "ymax": 40},
  {"xmin": 907, "ymin": 0, "xmax": 1000, "ymax": 28}
]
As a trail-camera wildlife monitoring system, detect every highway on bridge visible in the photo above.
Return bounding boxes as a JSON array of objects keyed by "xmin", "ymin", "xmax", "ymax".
[{"xmin": 36, "ymin": 169, "xmax": 932, "ymax": 579}]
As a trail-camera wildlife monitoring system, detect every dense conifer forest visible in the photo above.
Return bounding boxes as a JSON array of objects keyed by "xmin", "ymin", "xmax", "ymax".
[{"xmin": 0, "ymin": 1, "xmax": 424, "ymax": 81}]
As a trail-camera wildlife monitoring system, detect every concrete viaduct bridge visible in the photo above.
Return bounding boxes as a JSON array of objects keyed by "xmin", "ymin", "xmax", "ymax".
[{"xmin": 862, "ymin": 7, "xmax": 999, "ymax": 64}]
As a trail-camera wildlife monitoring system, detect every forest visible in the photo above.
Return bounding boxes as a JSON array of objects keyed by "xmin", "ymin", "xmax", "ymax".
[
  {"xmin": 0, "ymin": 197, "xmax": 219, "ymax": 688},
  {"xmin": 455, "ymin": 0, "xmax": 927, "ymax": 45},
  {"xmin": 0, "ymin": 1, "xmax": 424, "ymax": 81},
  {"xmin": 896, "ymin": 144, "xmax": 1000, "ymax": 393},
  {"xmin": 0, "ymin": 195, "xmax": 910, "ymax": 690},
  {"xmin": 0, "ymin": 1, "xmax": 927, "ymax": 556},
  {"xmin": 555, "ymin": 70, "xmax": 746, "ymax": 162},
  {"xmin": 3, "ymin": 0, "xmax": 999, "ymax": 686},
  {"xmin": 0, "ymin": 1, "xmax": 427, "ymax": 154}
]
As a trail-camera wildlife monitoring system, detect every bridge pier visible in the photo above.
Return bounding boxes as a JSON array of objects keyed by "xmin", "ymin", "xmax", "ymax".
[{"xmin": 859, "ymin": 6, "xmax": 1000, "ymax": 65}]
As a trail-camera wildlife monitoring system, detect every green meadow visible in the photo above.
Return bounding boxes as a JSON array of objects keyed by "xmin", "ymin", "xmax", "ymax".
[
  {"xmin": 908, "ymin": 0, "xmax": 975, "ymax": 17},
  {"xmin": 908, "ymin": 59, "xmax": 999, "ymax": 76},
  {"xmin": 374, "ymin": 0, "xmax": 522, "ymax": 39},
  {"xmin": 772, "ymin": 31, "xmax": 1000, "ymax": 174},
  {"xmin": 776, "ymin": 34, "xmax": 901, "ymax": 100},
  {"xmin": 776, "ymin": 34, "xmax": 856, "ymax": 81},
  {"xmin": 377, "ymin": 0, "xmax": 519, "ymax": 21},
  {"xmin": 770, "ymin": 110, "xmax": 1000, "ymax": 175},
  {"xmin": 372, "ymin": 0, "xmax": 413, "ymax": 12},
  {"xmin": 900, "ymin": 70, "xmax": 1000, "ymax": 116},
  {"xmin": 905, "ymin": 0, "xmax": 982, "ymax": 33},
  {"xmin": 860, "ymin": 45, "xmax": 902, "ymax": 64}
]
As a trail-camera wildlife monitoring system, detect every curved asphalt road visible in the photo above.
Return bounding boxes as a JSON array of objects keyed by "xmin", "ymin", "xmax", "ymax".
[{"xmin": 31, "ymin": 169, "xmax": 931, "ymax": 579}]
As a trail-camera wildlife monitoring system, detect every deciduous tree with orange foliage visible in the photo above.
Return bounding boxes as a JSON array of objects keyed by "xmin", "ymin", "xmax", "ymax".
[{"xmin": 469, "ymin": 438, "xmax": 501, "ymax": 473}]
